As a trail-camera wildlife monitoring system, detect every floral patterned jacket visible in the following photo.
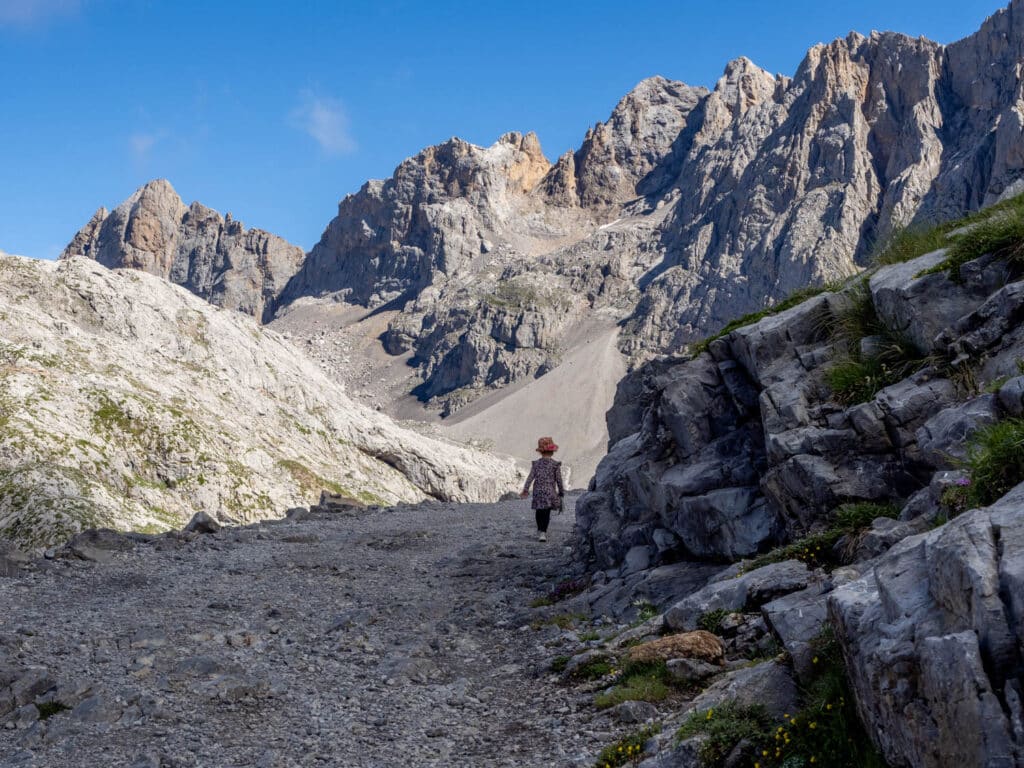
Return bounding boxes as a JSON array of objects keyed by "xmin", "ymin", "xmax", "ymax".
[{"xmin": 522, "ymin": 457, "xmax": 564, "ymax": 510}]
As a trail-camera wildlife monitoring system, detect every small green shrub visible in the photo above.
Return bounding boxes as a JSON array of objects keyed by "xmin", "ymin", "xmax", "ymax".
[
  {"xmin": 747, "ymin": 502, "xmax": 898, "ymax": 572},
  {"xmin": 675, "ymin": 629, "xmax": 885, "ymax": 768},
  {"xmin": 574, "ymin": 657, "xmax": 616, "ymax": 681},
  {"xmin": 963, "ymin": 419, "xmax": 1024, "ymax": 507},
  {"xmin": 550, "ymin": 655, "xmax": 570, "ymax": 674},
  {"xmin": 939, "ymin": 482, "xmax": 973, "ymax": 521},
  {"xmin": 677, "ymin": 702, "xmax": 775, "ymax": 766},
  {"xmin": 633, "ymin": 599, "xmax": 659, "ymax": 622},
  {"xmin": 37, "ymin": 701, "xmax": 70, "ymax": 720},
  {"xmin": 594, "ymin": 724, "xmax": 661, "ymax": 768},
  {"xmin": 697, "ymin": 609, "xmax": 731, "ymax": 636}
]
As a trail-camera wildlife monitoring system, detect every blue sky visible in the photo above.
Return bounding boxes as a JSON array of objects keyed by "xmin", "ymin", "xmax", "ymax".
[{"xmin": 0, "ymin": 0, "xmax": 1005, "ymax": 259}]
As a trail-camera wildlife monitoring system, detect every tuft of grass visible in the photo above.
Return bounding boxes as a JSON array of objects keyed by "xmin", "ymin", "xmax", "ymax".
[
  {"xmin": 574, "ymin": 657, "xmax": 616, "ymax": 681},
  {"xmin": 594, "ymin": 671, "xmax": 670, "ymax": 710},
  {"xmin": 824, "ymin": 281, "xmax": 930, "ymax": 406},
  {"xmin": 690, "ymin": 282, "xmax": 844, "ymax": 356},
  {"xmin": 871, "ymin": 221, "xmax": 952, "ymax": 267},
  {"xmin": 550, "ymin": 655, "xmax": 571, "ymax": 674},
  {"xmin": 677, "ymin": 702, "xmax": 775, "ymax": 766},
  {"xmin": 918, "ymin": 191, "xmax": 1024, "ymax": 277},
  {"xmin": 593, "ymin": 724, "xmax": 661, "ymax": 768},
  {"xmin": 593, "ymin": 660, "xmax": 675, "ymax": 710},
  {"xmin": 697, "ymin": 609, "xmax": 731, "ymax": 636},
  {"xmin": 939, "ymin": 482, "xmax": 972, "ymax": 521},
  {"xmin": 962, "ymin": 418, "xmax": 1024, "ymax": 507},
  {"xmin": 37, "ymin": 701, "xmax": 70, "ymax": 720},
  {"xmin": 746, "ymin": 502, "xmax": 898, "ymax": 571},
  {"xmin": 633, "ymin": 599, "xmax": 659, "ymax": 623}
]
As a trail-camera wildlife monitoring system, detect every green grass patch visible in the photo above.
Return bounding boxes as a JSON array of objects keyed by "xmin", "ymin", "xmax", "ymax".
[
  {"xmin": 690, "ymin": 283, "xmax": 844, "ymax": 356},
  {"xmin": 593, "ymin": 724, "xmax": 661, "ymax": 768},
  {"xmin": 697, "ymin": 609, "xmax": 731, "ymax": 636},
  {"xmin": 824, "ymin": 281, "xmax": 930, "ymax": 406},
  {"xmin": 870, "ymin": 220, "xmax": 953, "ymax": 267},
  {"xmin": 677, "ymin": 702, "xmax": 775, "ymax": 766},
  {"xmin": 676, "ymin": 629, "xmax": 885, "ymax": 768},
  {"xmin": 633, "ymin": 599, "xmax": 659, "ymax": 622},
  {"xmin": 961, "ymin": 418, "xmax": 1024, "ymax": 507},
  {"xmin": 573, "ymin": 657, "xmax": 616, "ymax": 681},
  {"xmin": 911, "ymin": 191, "xmax": 1024, "ymax": 278},
  {"xmin": 550, "ymin": 655, "xmax": 571, "ymax": 674},
  {"xmin": 594, "ymin": 661, "xmax": 671, "ymax": 709},
  {"xmin": 746, "ymin": 502, "xmax": 898, "ymax": 571}
]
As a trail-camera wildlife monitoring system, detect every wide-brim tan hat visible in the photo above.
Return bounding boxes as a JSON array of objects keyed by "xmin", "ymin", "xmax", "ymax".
[{"xmin": 536, "ymin": 436, "xmax": 559, "ymax": 453}]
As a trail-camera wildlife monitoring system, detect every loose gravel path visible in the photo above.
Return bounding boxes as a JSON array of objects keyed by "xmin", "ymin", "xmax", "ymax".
[{"xmin": 0, "ymin": 498, "xmax": 625, "ymax": 767}]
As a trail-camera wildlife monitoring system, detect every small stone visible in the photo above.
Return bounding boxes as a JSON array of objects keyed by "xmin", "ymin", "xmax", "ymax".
[{"xmin": 184, "ymin": 512, "xmax": 221, "ymax": 534}]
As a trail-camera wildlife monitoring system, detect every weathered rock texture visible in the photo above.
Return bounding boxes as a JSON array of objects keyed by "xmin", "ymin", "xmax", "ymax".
[
  {"xmin": 576, "ymin": 240, "xmax": 1024, "ymax": 570},
  {"xmin": 61, "ymin": 4, "xmax": 1024, "ymax": 416},
  {"xmin": 572, "ymin": 230, "xmax": 1024, "ymax": 764},
  {"xmin": 61, "ymin": 180, "xmax": 305, "ymax": 323},
  {"xmin": 273, "ymin": 2, "xmax": 1024, "ymax": 413},
  {"xmin": 0, "ymin": 254, "xmax": 517, "ymax": 550},
  {"xmin": 830, "ymin": 482, "xmax": 1024, "ymax": 768}
]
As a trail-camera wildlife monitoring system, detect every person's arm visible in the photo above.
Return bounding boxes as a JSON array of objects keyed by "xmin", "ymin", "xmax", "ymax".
[
  {"xmin": 520, "ymin": 462, "xmax": 536, "ymax": 497},
  {"xmin": 556, "ymin": 463, "xmax": 565, "ymax": 496}
]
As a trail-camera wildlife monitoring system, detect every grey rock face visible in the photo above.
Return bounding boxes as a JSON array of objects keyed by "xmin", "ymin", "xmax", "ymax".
[
  {"xmin": 577, "ymin": 242, "xmax": 1024, "ymax": 573},
  {"xmin": 0, "ymin": 254, "xmax": 519, "ymax": 551},
  {"xmin": 61, "ymin": 5, "xmax": 1024, "ymax": 419},
  {"xmin": 830, "ymin": 481, "xmax": 1024, "ymax": 768},
  {"xmin": 664, "ymin": 560, "xmax": 810, "ymax": 632},
  {"xmin": 61, "ymin": 180, "xmax": 305, "ymax": 323}
]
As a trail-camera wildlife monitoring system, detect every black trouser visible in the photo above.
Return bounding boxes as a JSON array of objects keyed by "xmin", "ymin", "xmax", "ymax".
[{"xmin": 536, "ymin": 508, "xmax": 551, "ymax": 532}]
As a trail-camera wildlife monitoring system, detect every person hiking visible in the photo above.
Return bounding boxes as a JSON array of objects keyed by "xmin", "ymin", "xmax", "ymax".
[{"xmin": 520, "ymin": 436, "xmax": 565, "ymax": 542}]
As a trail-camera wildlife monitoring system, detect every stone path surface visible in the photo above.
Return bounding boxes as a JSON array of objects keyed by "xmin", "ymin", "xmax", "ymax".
[{"xmin": 0, "ymin": 498, "xmax": 626, "ymax": 767}]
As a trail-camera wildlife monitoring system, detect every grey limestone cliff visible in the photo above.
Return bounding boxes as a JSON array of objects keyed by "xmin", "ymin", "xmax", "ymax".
[
  {"xmin": 61, "ymin": 180, "xmax": 305, "ymax": 323},
  {"xmin": 282, "ymin": 1, "xmax": 1024, "ymax": 411}
]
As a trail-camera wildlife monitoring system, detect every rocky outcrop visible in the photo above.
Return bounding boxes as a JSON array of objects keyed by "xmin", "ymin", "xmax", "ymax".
[
  {"xmin": 61, "ymin": 180, "xmax": 305, "ymax": 323},
  {"xmin": 280, "ymin": 131, "xmax": 557, "ymax": 309},
  {"xmin": 572, "ymin": 229, "xmax": 1024, "ymax": 764},
  {"xmin": 830, "ymin": 482, "xmax": 1024, "ymax": 768},
  {"xmin": 577, "ymin": 241, "xmax": 1024, "ymax": 568},
  {"xmin": 0, "ymin": 254, "xmax": 518, "ymax": 550}
]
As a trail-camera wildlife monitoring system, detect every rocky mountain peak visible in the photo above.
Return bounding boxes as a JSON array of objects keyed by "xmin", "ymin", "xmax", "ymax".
[
  {"xmin": 61, "ymin": 179, "xmax": 305, "ymax": 323},
  {"xmin": 570, "ymin": 75, "xmax": 707, "ymax": 206},
  {"xmin": 713, "ymin": 57, "xmax": 780, "ymax": 119}
]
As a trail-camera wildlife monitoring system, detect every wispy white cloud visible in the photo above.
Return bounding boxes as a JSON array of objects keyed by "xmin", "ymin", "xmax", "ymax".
[
  {"xmin": 290, "ymin": 91, "xmax": 356, "ymax": 155},
  {"xmin": 129, "ymin": 132, "xmax": 158, "ymax": 161},
  {"xmin": 0, "ymin": 0, "xmax": 81, "ymax": 25}
]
